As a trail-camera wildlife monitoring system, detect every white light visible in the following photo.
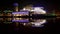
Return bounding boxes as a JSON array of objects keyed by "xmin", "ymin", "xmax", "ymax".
[
  {"xmin": 16, "ymin": 14, "xmax": 19, "ymax": 16},
  {"xmin": 30, "ymin": 10, "xmax": 34, "ymax": 11},
  {"xmin": 34, "ymin": 23, "xmax": 41, "ymax": 26},
  {"xmin": 33, "ymin": 7, "xmax": 46, "ymax": 14},
  {"xmin": 19, "ymin": 14, "xmax": 22, "ymax": 16},
  {"xmin": 34, "ymin": 7, "xmax": 41, "ymax": 10},
  {"xmin": 31, "ymin": 19, "xmax": 46, "ymax": 27},
  {"xmin": 22, "ymin": 7, "xmax": 46, "ymax": 14},
  {"xmin": 40, "ymin": 19, "xmax": 46, "ymax": 24},
  {"xmin": 23, "ymin": 8, "xmax": 26, "ymax": 10},
  {"xmin": 23, "ymin": 23, "xmax": 26, "ymax": 26},
  {"xmin": 16, "ymin": 18, "xmax": 20, "ymax": 20},
  {"xmin": 23, "ymin": 8, "xmax": 30, "ymax": 11}
]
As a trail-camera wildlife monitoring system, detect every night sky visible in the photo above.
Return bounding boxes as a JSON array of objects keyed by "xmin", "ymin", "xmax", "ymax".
[{"xmin": 0, "ymin": 0, "xmax": 60, "ymax": 11}]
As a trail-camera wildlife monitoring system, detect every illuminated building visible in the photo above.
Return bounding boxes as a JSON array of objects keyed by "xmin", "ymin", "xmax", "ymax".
[
  {"xmin": 13, "ymin": 3, "xmax": 19, "ymax": 12},
  {"xmin": 12, "ymin": 11, "xmax": 29, "ymax": 16},
  {"xmin": 1, "ymin": 4, "xmax": 47, "ymax": 27},
  {"xmin": 6, "ymin": 18, "xmax": 12, "ymax": 21},
  {"xmin": 11, "ymin": 5, "xmax": 47, "ymax": 27},
  {"xmin": 21, "ymin": 6, "xmax": 46, "ymax": 17},
  {"xmin": 22, "ymin": 7, "xmax": 46, "ymax": 14},
  {"xmin": 12, "ymin": 4, "xmax": 46, "ymax": 17},
  {"xmin": 3, "ymin": 10, "xmax": 13, "ymax": 16},
  {"xmin": 33, "ymin": 7, "xmax": 46, "ymax": 14}
]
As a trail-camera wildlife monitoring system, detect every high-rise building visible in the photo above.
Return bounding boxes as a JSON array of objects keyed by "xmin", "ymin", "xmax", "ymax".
[{"xmin": 13, "ymin": 3, "xmax": 19, "ymax": 12}]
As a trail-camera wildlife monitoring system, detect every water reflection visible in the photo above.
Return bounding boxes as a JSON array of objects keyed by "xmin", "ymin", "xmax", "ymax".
[
  {"xmin": 0, "ymin": 17, "xmax": 46, "ymax": 27},
  {"xmin": 31, "ymin": 19, "xmax": 46, "ymax": 27},
  {"xmin": 0, "ymin": 17, "xmax": 58, "ymax": 32},
  {"xmin": 12, "ymin": 18, "xmax": 46, "ymax": 27},
  {"xmin": 12, "ymin": 18, "xmax": 29, "ymax": 23}
]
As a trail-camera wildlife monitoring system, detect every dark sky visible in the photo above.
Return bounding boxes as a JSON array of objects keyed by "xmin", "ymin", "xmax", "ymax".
[{"xmin": 0, "ymin": 0, "xmax": 60, "ymax": 11}]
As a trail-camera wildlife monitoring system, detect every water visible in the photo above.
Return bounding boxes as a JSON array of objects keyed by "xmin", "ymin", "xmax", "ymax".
[{"xmin": 0, "ymin": 17, "xmax": 60, "ymax": 32}]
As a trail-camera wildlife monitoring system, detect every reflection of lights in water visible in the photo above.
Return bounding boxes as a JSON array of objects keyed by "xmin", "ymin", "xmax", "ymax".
[
  {"xmin": 23, "ymin": 23, "xmax": 26, "ymax": 26},
  {"xmin": 0, "ymin": 18, "xmax": 3, "ymax": 21},
  {"xmin": 13, "ymin": 18, "xmax": 28, "ymax": 20},
  {"xmin": 15, "ymin": 18, "xmax": 20, "ymax": 20},
  {"xmin": 31, "ymin": 19, "xmax": 46, "ymax": 27},
  {"xmin": 4, "ymin": 22, "xmax": 12, "ymax": 24},
  {"xmin": 7, "ymin": 13, "xmax": 12, "ymax": 16},
  {"xmin": 12, "ymin": 18, "xmax": 29, "ymax": 22},
  {"xmin": 20, "ymin": 18, "xmax": 22, "ymax": 19},
  {"xmin": 20, "ymin": 19, "xmax": 46, "ymax": 27},
  {"xmin": 13, "ymin": 18, "xmax": 15, "ymax": 20},
  {"xmin": 16, "ymin": 22, "xmax": 19, "ymax": 27},
  {"xmin": 12, "ymin": 18, "xmax": 46, "ymax": 27},
  {"xmin": 7, "ymin": 18, "xmax": 12, "ymax": 21}
]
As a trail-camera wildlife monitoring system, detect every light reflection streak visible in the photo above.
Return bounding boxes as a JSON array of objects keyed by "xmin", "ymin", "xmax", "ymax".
[
  {"xmin": 31, "ymin": 19, "xmax": 46, "ymax": 27},
  {"xmin": 11, "ymin": 17, "xmax": 46, "ymax": 27},
  {"xmin": 12, "ymin": 18, "xmax": 29, "ymax": 23}
]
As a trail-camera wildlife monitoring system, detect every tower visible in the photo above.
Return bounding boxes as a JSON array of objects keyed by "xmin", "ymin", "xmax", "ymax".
[{"xmin": 13, "ymin": 3, "xmax": 19, "ymax": 12}]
